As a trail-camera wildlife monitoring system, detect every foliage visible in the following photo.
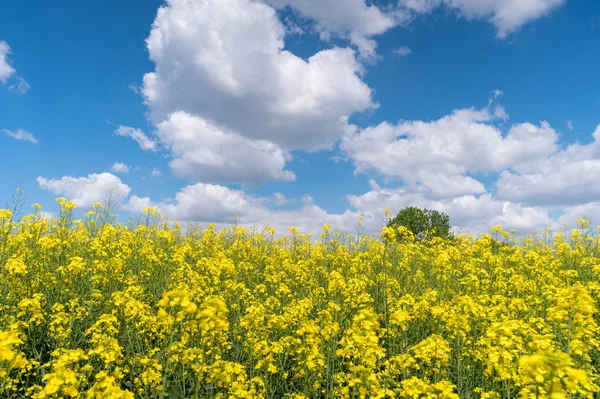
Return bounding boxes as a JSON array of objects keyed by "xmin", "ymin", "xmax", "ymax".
[
  {"xmin": 0, "ymin": 199, "xmax": 600, "ymax": 398},
  {"xmin": 387, "ymin": 206, "xmax": 453, "ymax": 241}
]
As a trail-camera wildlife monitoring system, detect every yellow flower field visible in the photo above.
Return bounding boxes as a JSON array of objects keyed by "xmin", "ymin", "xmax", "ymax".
[{"xmin": 1, "ymin": 199, "xmax": 599, "ymax": 398}]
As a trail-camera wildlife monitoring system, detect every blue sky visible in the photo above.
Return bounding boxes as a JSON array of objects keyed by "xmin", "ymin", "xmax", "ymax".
[{"xmin": 1, "ymin": 0, "xmax": 599, "ymax": 234}]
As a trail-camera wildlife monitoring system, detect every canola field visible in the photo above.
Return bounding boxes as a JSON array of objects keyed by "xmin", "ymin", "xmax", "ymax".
[{"xmin": 1, "ymin": 199, "xmax": 600, "ymax": 399}]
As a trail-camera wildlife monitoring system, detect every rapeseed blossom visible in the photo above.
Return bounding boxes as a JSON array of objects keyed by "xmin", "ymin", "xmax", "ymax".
[{"xmin": 0, "ymin": 200, "xmax": 600, "ymax": 397}]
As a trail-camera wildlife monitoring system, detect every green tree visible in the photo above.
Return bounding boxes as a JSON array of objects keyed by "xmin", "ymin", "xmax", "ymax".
[{"xmin": 387, "ymin": 206, "xmax": 453, "ymax": 241}]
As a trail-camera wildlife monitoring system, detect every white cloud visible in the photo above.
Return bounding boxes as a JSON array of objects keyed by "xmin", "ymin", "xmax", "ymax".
[
  {"xmin": 265, "ymin": 0, "xmax": 398, "ymax": 58},
  {"xmin": 125, "ymin": 180, "xmax": 556, "ymax": 236},
  {"xmin": 397, "ymin": 0, "xmax": 440, "ymax": 13},
  {"xmin": 150, "ymin": 168, "xmax": 162, "ymax": 177},
  {"xmin": 567, "ymin": 120, "xmax": 574, "ymax": 131},
  {"xmin": 3, "ymin": 129, "xmax": 38, "ymax": 144},
  {"xmin": 348, "ymin": 183, "xmax": 555, "ymax": 234},
  {"xmin": 111, "ymin": 162, "xmax": 130, "ymax": 173},
  {"xmin": 447, "ymin": 0, "xmax": 565, "ymax": 39},
  {"xmin": 0, "ymin": 41, "xmax": 16, "ymax": 83},
  {"xmin": 126, "ymin": 183, "xmax": 251, "ymax": 222},
  {"xmin": 558, "ymin": 202, "xmax": 600, "ymax": 228},
  {"xmin": 126, "ymin": 182, "xmax": 365, "ymax": 234},
  {"xmin": 259, "ymin": 204, "xmax": 366, "ymax": 234},
  {"xmin": 301, "ymin": 195, "xmax": 314, "ymax": 205},
  {"xmin": 0, "ymin": 41, "xmax": 29, "ymax": 92},
  {"xmin": 414, "ymin": 171, "xmax": 486, "ymax": 199},
  {"xmin": 271, "ymin": 193, "xmax": 288, "ymax": 206},
  {"xmin": 397, "ymin": 0, "xmax": 565, "ymax": 38},
  {"xmin": 138, "ymin": 0, "xmax": 561, "ymax": 186},
  {"xmin": 37, "ymin": 173, "xmax": 131, "ymax": 208},
  {"xmin": 496, "ymin": 124, "xmax": 600, "ymax": 206},
  {"xmin": 115, "ymin": 125, "xmax": 158, "ymax": 152},
  {"xmin": 8, "ymin": 77, "xmax": 30, "ymax": 93},
  {"xmin": 156, "ymin": 112, "xmax": 295, "ymax": 184},
  {"xmin": 142, "ymin": 0, "xmax": 375, "ymax": 152},
  {"xmin": 393, "ymin": 46, "xmax": 412, "ymax": 57},
  {"xmin": 264, "ymin": 0, "xmax": 563, "ymax": 56},
  {"xmin": 341, "ymin": 99, "xmax": 558, "ymax": 198}
]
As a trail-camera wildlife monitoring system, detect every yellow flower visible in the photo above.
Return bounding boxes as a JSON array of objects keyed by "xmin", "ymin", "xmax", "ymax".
[
  {"xmin": 491, "ymin": 225, "xmax": 503, "ymax": 233},
  {"xmin": 411, "ymin": 334, "xmax": 451, "ymax": 374},
  {"xmin": 2, "ymin": 196, "xmax": 600, "ymax": 398},
  {"xmin": 0, "ymin": 331, "xmax": 22, "ymax": 362},
  {"xmin": 6, "ymin": 257, "xmax": 27, "ymax": 276}
]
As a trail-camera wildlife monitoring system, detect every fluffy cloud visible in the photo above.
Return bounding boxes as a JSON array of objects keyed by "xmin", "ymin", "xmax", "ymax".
[
  {"xmin": 342, "ymin": 99, "xmax": 558, "ymax": 198},
  {"xmin": 116, "ymin": 0, "xmax": 572, "ymax": 233},
  {"xmin": 496, "ymin": 124, "xmax": 600, "ymax": 207},
  {"xmin": 348, "ymin": 181, "xmax": 555, "ymax": 234},
  {"xmin": 397, "ymin": 0, "xmax": 565, "ymax": 38},
  {"xmin": 156, "ymin": 112, "xmax": 295, "ymax": 184},
  {"xmin": 3, "ymin": 129, "xmax": 38, "ymax": 144},
  {"xmin": 126, "ymin": 182, "xmax": 365, "ymax": 234},
  {"xmin": 265, "ymin": 0, "xmax": 398, "ymax": 57},
  {"xmin": 265, "ymin": 0, "xmax": 562, "ymax": 58},
  {"xmin": 0, "ymin": 41, "xmax": 16, "ymax": 83},
  {"xmin": 413, "ymin": 172, "xmax": 486, "ymax": 199},
  {"xmin": 340, "ymin": 99, "xmax": 600, "ymax": 231},
  {"xmin": 142, "ymin": 0, "xmax": 374, "ymax": 152},
  {"xmin": 127, "ymin": 183, "xmax": 248, "ymax": 222},
  {"xmin": 558, "ymin": 202, "xmax": 600, "ymax": 227},
  {"xmin": 111, "ymin": 162, "xmax": 130, "ymax": 173},
  {"xmin": 138, "ymin": 0, "xmax": 564, "ymax": 186},
  {"xmin": 37, "ymin": 173, "xmax": 131, "ymax": 208},
  {"xmin": 0, "ymin": 41, "xmax": 29, "ymax": 92},
  {"xmin": 124, "ymin": 179, "xmax": 555, "ymax": 236},
  {"xmin": 115, "ymin": 126, "xmax": 158, "ymax": 152},
  {"xmin": 447, "ymin": 0, "xmax": 565, "ymax": 38}
]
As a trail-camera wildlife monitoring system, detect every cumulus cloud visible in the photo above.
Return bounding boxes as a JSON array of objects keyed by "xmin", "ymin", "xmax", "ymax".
[
  {"xmin": 115, "ymin": 125, "xmax": 158, "ymax": 152},
  {"xmin": 397, "ymin": 0, "xmax": 565, "ymax": 38},
  {"xmin": 156, "ymin": 112, "xmax": 295, "ymax": 184},
  {"xmin": 270, "ymin": 193, "xmax": 288, "ymax": 206},
  {"xmin": 37, "ymin": 173, "xmax": 131, "ymax": 208},
  {"xmin": 348, "ymin": 182, "xmax": 555, "ymax": 234},
  {"xmin": 0, "ymin": 41, "xmax": 16, "ymax": 83},
  {"xmin": 113, "ymin": 0, "xmax": 571, "ymax": 233},
  {"xmin": 337, "ymin": 95, "xmax": 600, "ymax": 233},
  {"xmin": 264, "ymin": 0, "xmax": 561, "ymax": 57},
  {"xmin": 111, "ymin": 162, "xmax": 130, "ymax": 173},
  {"xmin": 496, "ymin": 124, "xmax": 600, "ymax": 207},
  {"xmin": 3, "ymin": 129, "xmax": 38, "ymax": 144},
  {"xmin": 142, "ymin": 0, "xmax": 375, "ymax": 152},
  {"xmin": 265, "ymin": 0, "xmax": 398, "ymax": 58},
  {"xmin": 413, "ymin": 172, "xmax": 486, "ymax": 199},
  {"xmin": 137, "ymin": 0, "xmax": 563, "ymax": 186},
  {"xmin": 341, "ymin": 99, "xmax": 558, "ymax": 198},
  {"xmin": 127, "ymin": 183, "xmax": 249, "ymax": 222},
  {"xmin": 123, "ymin": 180, "xmax": 556, "ymax": 236},
  {"xmin": 339, "ymin": 96, "xmax": 600, "ymax": 232},
  {"xmin": 558, "ymin": 201, "xmax": 600, "ymax": 227},
  {"xmin": 125, "ymin": 182, "xmax": 366, "ymax": 234}
]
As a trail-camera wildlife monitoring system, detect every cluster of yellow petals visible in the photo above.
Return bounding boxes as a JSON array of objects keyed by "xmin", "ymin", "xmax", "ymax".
[{"xmin": 0, "ymin": 201, "xmax": 599, "ymax": 398}]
